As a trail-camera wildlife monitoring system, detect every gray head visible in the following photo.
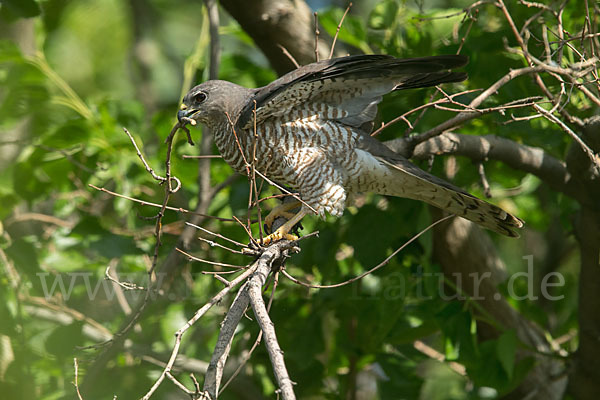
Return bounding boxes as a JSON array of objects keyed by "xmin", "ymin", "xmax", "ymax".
[{"xmin": 177, "ymin": 80, "xmax": 253, "ymax": 129}]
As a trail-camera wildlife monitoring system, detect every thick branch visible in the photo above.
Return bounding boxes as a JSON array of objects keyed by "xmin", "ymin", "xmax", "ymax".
[
  {"xmin": 567, "ymin": 116, "xmax": 600, "ymax": 399},
  {"xmin": 384, "ymin": 132, "xmax": 583, "ymax": 201},
  {"xmin": 220, "ymin": 0, "xmax": 330, "ymax": 75},
  {"xmin": 569, "ymin": 207, "xmax": 600, "ymax": 399},
  {"xmin": 203, "ymin": 284, "xmax": 250, "ymax": 398},
  {"xmin": 247, "ymin": 243, "xmax": 296, "ymax": 400}
]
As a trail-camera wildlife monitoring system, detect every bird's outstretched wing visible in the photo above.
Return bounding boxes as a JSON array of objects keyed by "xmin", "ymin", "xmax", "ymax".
[{"xmin": 237, "ymin": 54, "xmax": 468, "ymax": 130}]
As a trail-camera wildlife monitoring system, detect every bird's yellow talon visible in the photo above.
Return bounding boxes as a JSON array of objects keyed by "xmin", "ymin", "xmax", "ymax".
[
  {"xmin": 258, "ymin": 207, "xmax": 308, "ymax": 246},
  {"xmin": 260, "ymin": 231, "xmax": 299, "ymax": 245}
]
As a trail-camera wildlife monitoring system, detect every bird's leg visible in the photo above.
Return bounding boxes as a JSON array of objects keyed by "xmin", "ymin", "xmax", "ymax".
[
  {"xmin": 264, "ymin": 199, "xmax": 302, "ymax": 233},
  {"xmin": 260, "ymin": 208, "xmax": 308, "ymax": 245}
]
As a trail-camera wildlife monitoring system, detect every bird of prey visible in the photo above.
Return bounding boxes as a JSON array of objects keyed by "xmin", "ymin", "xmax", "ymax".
[{"xmin": 177, "ymin": 54, "xmax": 523, "ymax": 244}]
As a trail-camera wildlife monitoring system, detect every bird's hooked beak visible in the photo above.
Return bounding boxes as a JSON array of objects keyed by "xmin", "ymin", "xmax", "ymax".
[{"xmin": 177, "ymin": 103, "xmax": 198, "ymax": 125}]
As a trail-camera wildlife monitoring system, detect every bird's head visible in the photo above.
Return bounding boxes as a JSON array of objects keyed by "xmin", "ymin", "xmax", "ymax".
[{"xmin": 177, "ymin": 80, "xmax": 251, "ymax": 129}]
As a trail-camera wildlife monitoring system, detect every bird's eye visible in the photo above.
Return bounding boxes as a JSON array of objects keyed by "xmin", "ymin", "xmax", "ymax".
[{"xmin": 193, "ymin": 92, "xmax": 207, "ymax": 103}]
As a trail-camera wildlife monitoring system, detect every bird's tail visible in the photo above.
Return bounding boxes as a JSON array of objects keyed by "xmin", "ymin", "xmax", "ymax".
[{"xmin": 378, "ymin": 158, "xmax": 524, "ymax": 237}]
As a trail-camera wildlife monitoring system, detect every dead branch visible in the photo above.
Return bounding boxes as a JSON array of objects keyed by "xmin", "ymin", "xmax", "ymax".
[
  {"xmin": 123, "ymin": 127, "xmax": 167, "ymax": 184},
  {"xmin": 282, "ymin": 215, "xmax": 453, "ymax": 289},
  {"xmin": 141, "ymin": 264, "xmax": 257, "ymax": 400},
  {"xmin": 329, "ymin": 3, "xmax": 352, "ymax": 59},
  {"xmin": 220, "ymin": 0, "xmax": 330, "ymax": 75},
  {"xmin": 203, "ymin": 284, "xmax": 250, "ymax": 398},
  {"xmin": 246, "ymin": 243, "xmax": 297, "ymax": 400},
  {"xmin": 73, "ymin": 358, "xmax": 84, "ymax": 400},
  {"xmin": 88, "ymin": 184, "xmax": 235, "ymax": 222},
  {"xmin": 411, "ymin": 66, "xmax": 549, "ymax": 145},
  {"xmin": 386, "ymin": 132, "xmax": 575, "ymax": 198},
  {"xmin": 533, "ymin": 104, "xmax": 600, "ymax": 171}
]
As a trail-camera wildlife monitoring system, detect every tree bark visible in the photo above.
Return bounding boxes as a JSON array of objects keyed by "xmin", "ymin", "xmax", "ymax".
[
  {"xmin": 220, "ymin": 0, "xmax": 330, "ymax": 75},
  {"xmin": 385, "ymin": 132, "xmax": 576, "ymax": 199},
  {"xmin": 0, "ymin": 19, "xmax": 35, "ymax": 169},
  {"xmin": 567, "ymin": 117, "xmax": 600, "ymax": 399}
]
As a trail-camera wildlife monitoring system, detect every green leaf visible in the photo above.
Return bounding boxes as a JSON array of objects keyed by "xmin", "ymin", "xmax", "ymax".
[
  {"xmin": 344, "ymin": 203, "xmax": 401, "ymax": 267},
  {"xmin": 368, "ymin": 0, "xmax": 399, "ymax": 29},
  {"xmin": 4, "ymin": 238, "xmax": 41, "ymax": 278},
  {"xmin": 320, "ymin": 9, "xmax": 372, "ymax": 54},
  {"xmin": 0, "ymin": 40, "xmax": 24, "ymax": 64},
  {"xmin": 496, "ymin": 330, "xmax": 517, "ymax": 380},
  {"xmin": 45, "ymin": 321, "xmax": 85, "ymax": 358},
  {"xmin": 0, "ymin": 0, "xmax": 41, "ymax": 21},
  {"xmin": 0, "ymin": 192, "xmax": 18, "ymax": 220}
]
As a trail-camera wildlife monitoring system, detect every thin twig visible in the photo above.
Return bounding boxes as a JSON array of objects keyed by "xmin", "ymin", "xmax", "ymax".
[
  {"xmin": 277, "ymin": 44, "xmax": 300, "ymax": 69},
  {"xmin": 282, "ymin": 215, "xmax": 454, "ymax": 289},
  {"xmin": 74, "ymin": 358, "xmax": 84, "ymax": 400},
  {"xmin": 412, "ymin": 0, "xmax": 491, "ymax": 21},
  {"xmin": 88, "ymin": 184, "xmax": 235, "ymax": 222},
  {"xmin": 123, "ymin": 127, "xmax": 167, "ymax": 184},
  {"xmin": 371, "ymin": 89, "xmax": 481, "ymax": 137},
  {"xmin": 175, "ymin": 247, "xmax": 245, "ymax": 269},
  {"xmin": 202, "ymin": 270, "xmax": 240, "ymax": 276},
  {"xmin": 497, "ymin": 0, "xmax": 583, "ymax": 127},
  {"xmin": 477, "ymin": 162, "xmax": 492, "ymax": 198},
  {"xmin": 105, "ymin": 265, "xmax": 145, "ymax": 291},
  {"xmin": 196, "ymin": 235, "xmax": 246, "ymax": 255},
  {"xmin": 314, "ymin": 12, "xmax": 320, "ymax": 62},
  {"xmin": 329, "ymin": 3, "xmax": 352, "ymax": 59},
  {"xmin": 411, "ymin": 66, "xmax": 548, "ymax": 145},
  {"xmin": 250, "ymin": 99, "xmax": 264, "ymax": 242},
  {"xmin": 225, "ymin": 111, "xmax": 251, "ymax": 175},
  {"xmin": 413, "ymin": 340, "xmax": 466, "ymax": 376},
  {"xmin": 191, "ymin": 374, "xmax": 201, "ymax": 394},
  {"xmin": 166, "ymin": 371, "xmax": 194, "ymax": 395},
  {"xmin": 141, "ymin": 265, "xmax": 257, "ymax": 400},
  {"xmin": 457, "ymin": 8, "xmax": 477, "ymax": 54},
  {"xmin": 253, "ymin": 169, "xmax": 318, "ymax": 215},
  {"xmin": 533, "ymin": 104, "xmax": 600, "ymax": 171},
  {"xmin": 232, "ymin": 215, "xmax": 261, "ymax": 248},
  {"xmin": 185, "ymin": 222, "xmax": 247, "ymax": 248}
]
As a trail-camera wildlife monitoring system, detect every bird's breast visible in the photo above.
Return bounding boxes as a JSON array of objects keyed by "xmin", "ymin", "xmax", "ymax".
[{"xmin": 213, "ymin": 118, "xmax": 362, "ymax": 187}]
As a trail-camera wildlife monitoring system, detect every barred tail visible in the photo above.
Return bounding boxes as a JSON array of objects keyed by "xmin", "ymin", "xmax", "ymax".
[{"xmin": 379, "ymin": 158, "xmax": 524, "ymax": 237}]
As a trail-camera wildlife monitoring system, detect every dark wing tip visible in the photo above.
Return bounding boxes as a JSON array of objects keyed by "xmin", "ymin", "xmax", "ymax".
[
  {"xmin": 446, "ymin": 71, "xmax": 468, "ymax": 84},
  {"xmin": 434, "ymin": 54, "xmax": 469, "ymax": 69}
]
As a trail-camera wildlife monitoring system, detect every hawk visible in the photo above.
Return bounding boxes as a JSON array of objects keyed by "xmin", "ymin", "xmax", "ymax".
[{"xmin": 178, "ymin": 54, "xmax": 523, "ymax": 244}]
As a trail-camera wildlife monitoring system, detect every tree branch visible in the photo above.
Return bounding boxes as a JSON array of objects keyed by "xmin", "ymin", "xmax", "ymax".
[
  {"xmin": 220, "ymin": 0, "xmax": 330, "ymax": 75},
  {"xmin": 384, "ymin": 132, "xmax": 582, "ymax": 200},
  {"xmin": 203, "ymin": 283, "xmax": 250, "ymax": 398},
  {"xmin": 246, "ymin": 244, "xmax": 296, "ymax": 400}
]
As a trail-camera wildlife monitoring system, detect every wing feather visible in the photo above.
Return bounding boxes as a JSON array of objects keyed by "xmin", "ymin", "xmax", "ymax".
[{"xmin": 238, "ymin": 54, "xmax": 468, "ymax": 130}]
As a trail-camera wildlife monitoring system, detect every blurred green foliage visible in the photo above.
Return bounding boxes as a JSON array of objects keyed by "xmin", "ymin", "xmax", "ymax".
[{"xmin": 0, "ymin": 0, "xmax": 586, "ymax": 399}]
